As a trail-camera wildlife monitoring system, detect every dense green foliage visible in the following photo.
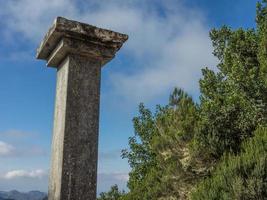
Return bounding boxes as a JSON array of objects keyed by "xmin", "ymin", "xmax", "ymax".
[
  {"xmin": 121, "ymin": 89, "xmax": 203, "ymax": 199},
  {"xmin": 198, "ymin": 25, "xmax": 267, "ymax": 158},
  {"xmin": 191, "ymin": 127, "xmax": 267, "ymax": 200},
  {"xmin": 98, "ymin": 1, "xmax": 267, "ymax": 199}
]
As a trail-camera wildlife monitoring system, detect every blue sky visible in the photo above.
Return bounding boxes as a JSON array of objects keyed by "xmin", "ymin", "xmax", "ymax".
[{"xmin": 0, "ymin": 0, "xmax": 258, "ymax": 194}]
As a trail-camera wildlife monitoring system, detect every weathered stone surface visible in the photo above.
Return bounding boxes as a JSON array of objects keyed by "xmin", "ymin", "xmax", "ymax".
[
  {"xmin": 49, "ymin": 58, "xmax": 68, "ymax": 200},
  {"xmin": 37, "ymin": 17, "xmax": 128, "ymax": 67},
  {"xmin": 36, "ymin": 17, "xmax": 128, "ymax": 200},
  {"xmin": 49, "ymin": 55, "xmax": 101, "ymax": 200}
]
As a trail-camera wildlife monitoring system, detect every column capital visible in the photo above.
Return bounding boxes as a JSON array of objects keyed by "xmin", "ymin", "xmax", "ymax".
[{"xmin": 36, "ymin": 17, "xmax": 128, "ymax": 67}]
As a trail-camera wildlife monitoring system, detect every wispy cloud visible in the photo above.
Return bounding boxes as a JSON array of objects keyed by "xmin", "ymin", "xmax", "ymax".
[
  {"xmin": 0, "ymin": 169, "xmax": 49, "ymax": 192},
  {"xmin": 0, "ymin": 130, "xmax": 35, "ymax": 138},
  {"xmin": 0, "ymin": 145, "xmax": 47, "ymax": 158},
  {"xmin": 2, "ymin": 169, "xmax": 47, "ymax": 180},
  {"xmin": 0, "ymin": 0, "xmax": 217, "ymax": 103},
  {"xmin": 0, "ymin": 130, "xmax": 47, "ymax": 157},
  {"xmin": 0, "ymin": 169, "xmax": 127, "ymax": 193},
  {"xmin": 0, "ymin": 141, "xmax": 15, "ymax": 156}
]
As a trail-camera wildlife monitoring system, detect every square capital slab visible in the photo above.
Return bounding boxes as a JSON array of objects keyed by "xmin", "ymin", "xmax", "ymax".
[{"xmin": 36, "ymin": 17, "xmax": 128, "ymax": 67}]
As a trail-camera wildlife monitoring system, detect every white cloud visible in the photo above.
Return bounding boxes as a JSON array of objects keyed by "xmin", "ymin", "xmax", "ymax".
[
  {"xmin": 102, "ymin": 3, "xmax": 217, "ymax": 102},
  {"xmin": 0, "ymin": 170, "xmax": 127, "ymax": 193},
  {"xmin": 1, "ymin": 0, "xmax": 76, "ymax": 42},
  {"xmin": 113, "ymin": 173, "xmax": 129, "ymax": 182},
  {"xmin": 0, "ymin": 130, "xmax": 47, "ymax": 157},
  {"xmin": 3, "ymin": 169, "xmax": 47, "ymax": 180},
  {"xmin": 0, "ymin": 141, "xmax": 15, "ymax": 156},
  {"xmin": 0, "ymin": 0, "xmax": 217, "ymax": 103},
  {"xmin": 0, "ymin": 169, "xmax": 49, "ymax": 192}
]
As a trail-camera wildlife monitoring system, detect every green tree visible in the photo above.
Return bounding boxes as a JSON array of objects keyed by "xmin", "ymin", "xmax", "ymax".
[
  {"xmin": 149, "ymin": 89, "xmax": 201, "ymax": 199},
  {"xmin": 122, "ymin": 89, "xmax": 203, "ymax": 199},
  {"xmin": 121, "ymin": 103, "xmax": 161, "ymax": 200},
  {"xmin": 197, "ymin": 23, "xmax": 267, "ymax": 158},
  {"xmin": 97, "ymin": 185, "xmax": 125, "ymax": 200},
  {"xmin": 191, "ymin": 127, "xmax": 267, "ymax": 200}
]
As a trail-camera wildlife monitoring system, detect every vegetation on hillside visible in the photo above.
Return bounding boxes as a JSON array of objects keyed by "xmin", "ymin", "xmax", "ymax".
[{"xmin": 98, "ymin": 1, "xmax": 267, "ymax": 199}]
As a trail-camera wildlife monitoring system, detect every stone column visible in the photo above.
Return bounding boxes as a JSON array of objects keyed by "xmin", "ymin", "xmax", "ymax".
[{"xmin": 36, "ymin": 17, "xmax": 128, "ymax": 200}]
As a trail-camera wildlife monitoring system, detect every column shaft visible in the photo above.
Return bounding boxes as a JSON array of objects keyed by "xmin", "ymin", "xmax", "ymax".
[{"xmin": 49, "ymin": 55, "xmax": 101, "ymax": 200}]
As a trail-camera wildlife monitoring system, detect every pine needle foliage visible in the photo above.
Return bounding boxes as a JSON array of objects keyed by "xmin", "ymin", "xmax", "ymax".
[{"xmin": 191, "ymin": 127, "xmax": 267, "ymax": 200}]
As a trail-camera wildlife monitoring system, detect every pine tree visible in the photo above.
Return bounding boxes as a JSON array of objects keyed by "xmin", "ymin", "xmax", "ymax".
[{"xmin": 191, "ymin": 127, "xmax": 267, "ymax": 200}]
